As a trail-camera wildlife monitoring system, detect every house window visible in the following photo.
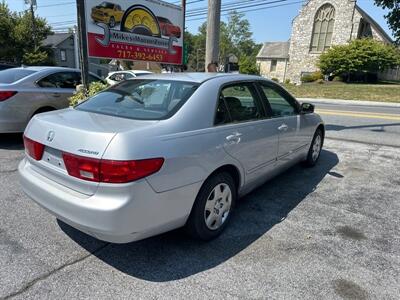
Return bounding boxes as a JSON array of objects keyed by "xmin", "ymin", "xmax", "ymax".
[
  {"xmin": 60, "ymin": 49, "xmax": 67, "ymax": 61},
  {"xmin": 270, "ymin": 59, "xmax": 277, "ymax": 72},
  {"xmin": 310, "ymin": 4, "xmax": 335, "ymax": 52}
]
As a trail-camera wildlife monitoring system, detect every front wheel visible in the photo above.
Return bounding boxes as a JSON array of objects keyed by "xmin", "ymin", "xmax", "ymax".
[
  {"xmin": 304, "ymin": 128, "xmax": 323, "ymax": 167},
  {"xmin": 185, "ymin": 172, "xmax": 236, "ymax": 240}
]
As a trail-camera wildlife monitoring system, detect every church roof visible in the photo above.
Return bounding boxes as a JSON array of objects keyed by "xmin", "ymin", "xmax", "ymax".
[
  {"xmin": 257, "ymin": 42, "xmax": 290, "ymax": 59},
  {"xmin": 355, "ymin": 5, "xmax": 393, "ymax": 43}
]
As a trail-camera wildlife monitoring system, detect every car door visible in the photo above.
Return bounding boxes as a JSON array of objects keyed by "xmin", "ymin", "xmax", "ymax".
[
  {"xmin": 215, "ymin": 82, "xmax": 279, "ymax": 184},
  {"xmin": 37, "ymin": 71, "xmax": 80, "ymax": 109},
  {"xmin": 257, "ymin": 81, "xmax": 306, "ymax": 163}
]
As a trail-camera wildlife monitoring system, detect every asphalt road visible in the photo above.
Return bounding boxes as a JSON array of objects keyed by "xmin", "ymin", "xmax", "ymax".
[
  {"xmin": 310, "ymin": 100, "xmax": 400, "ymax": 147},
  {"xmin": 0, "ymin": 101, "xmax": 399, "ymax": 299}
]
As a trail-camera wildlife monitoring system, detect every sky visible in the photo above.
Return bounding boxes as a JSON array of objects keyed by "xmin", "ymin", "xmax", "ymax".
[{"xmin": 6, "ymin": 0, "xmax": 394, "ymax": 43}]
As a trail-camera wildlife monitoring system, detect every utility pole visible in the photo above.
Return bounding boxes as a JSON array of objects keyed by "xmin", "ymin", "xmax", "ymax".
[
  {"xmin": 76, "ymin": 0, "xmax": 90, "ymax": 94},
  {"xmin": 73, "ymin": 26, "xmax": 80, "ymax": 69},
  {"xmin": 28, "ymin": 0, "xmax": 37, "ymax": 50},
  {"xmin": 181, "ymin": 0, "xmax": 186, "ymax": 68},
  {"xmin": 205, "ymin": 0, "xmax": 221, "ymax": 72}
]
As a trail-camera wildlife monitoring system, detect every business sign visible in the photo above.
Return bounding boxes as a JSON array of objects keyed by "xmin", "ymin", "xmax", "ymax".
[{"xmin": 85, "ymin": 0, "xmax": 183, "ymax": 65}]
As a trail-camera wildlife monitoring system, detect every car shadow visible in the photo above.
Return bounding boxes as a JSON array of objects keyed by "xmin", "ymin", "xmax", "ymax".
[
  {"xmin": 326, "ymin": 123, "xmax": 400, "ymax": 132},
  {"xmin": 59, "ymin": 149, "xmax": 339, "ymax": 282},
  {"xmin": 0, "ymin": 133, "xmax": 24, "ymax": 150}
]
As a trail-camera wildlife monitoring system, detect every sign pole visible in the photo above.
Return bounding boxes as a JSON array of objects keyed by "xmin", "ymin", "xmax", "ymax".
[
  {"xmin": 181, "ymin": 0, "xmax": 186, "ymax": 69},
  {"xmin": 76, "ymin": 0, "xmax": 90, "ymax": 94}
]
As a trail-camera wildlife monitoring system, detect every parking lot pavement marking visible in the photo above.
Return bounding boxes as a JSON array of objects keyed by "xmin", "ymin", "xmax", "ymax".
[{"xmin": 316, "ymin": 109, "xmax": 400, "ymax": 121}]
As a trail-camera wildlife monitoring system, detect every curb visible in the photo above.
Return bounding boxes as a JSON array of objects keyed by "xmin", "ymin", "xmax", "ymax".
[{"xmin": 298, "ymin": 98, "xmax": 400, "ymax": 108}]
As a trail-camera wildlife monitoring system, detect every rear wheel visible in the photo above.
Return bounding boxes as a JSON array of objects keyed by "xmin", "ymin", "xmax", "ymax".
[
  {"xmin": 304, "ymin": 128, "xmax": 323, "ymax": 167},
  {"xmin": 186, "ymin": 172, "xmax": 236, "ymax": 240}
]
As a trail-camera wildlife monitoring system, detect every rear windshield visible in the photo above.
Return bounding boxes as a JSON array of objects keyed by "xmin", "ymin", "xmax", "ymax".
[
  {"xmin": 76, "ymin": 79, "xmax": 199, "ymax": 120},
  {"xmin": 0, "ymin": 69, "xmax": 37, "ymax": 84}
]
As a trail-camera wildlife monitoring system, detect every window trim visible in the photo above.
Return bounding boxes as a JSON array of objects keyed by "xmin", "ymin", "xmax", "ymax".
[
  {"xmin": 213, "ymin": 80, "xmax": 267, "ymax": 127},
  {"xmin": 256, "ymin": 80, "xmax": 301, "ymax": 118}
]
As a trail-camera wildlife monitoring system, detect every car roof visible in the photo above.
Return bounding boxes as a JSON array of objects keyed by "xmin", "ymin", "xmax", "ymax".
[
  {"xmin": 20, "ymin": 66, "xmax": 80, "ymax": 72},
  {"xmin": 109, "ymin": 70, "xmax": 152, "ymax": 75},
  {"xmin": 136, "ymin": 72, "xmax": 266, "ymax": 84}
]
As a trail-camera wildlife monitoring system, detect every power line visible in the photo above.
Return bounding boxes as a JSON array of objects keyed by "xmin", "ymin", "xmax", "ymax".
[
  {"xmin": 186, "ymin": 0, "xmax": 275, "ymax": 13},
  {"xmin": 187, "ymin": 0, "xmax": 291, "ymax": 17},
  {"xmin": 186, "ymin": 0, "xmax": 303, "ymax": 21},
  {"xmin": 37, "ymin": 1, "xmax": 75, "ymax": 8}
]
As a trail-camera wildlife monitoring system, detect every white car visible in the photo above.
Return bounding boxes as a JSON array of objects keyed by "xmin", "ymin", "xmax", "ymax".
[{"xmin": 105, "ymin": 70, "xmax": 153, "ymax": 85}]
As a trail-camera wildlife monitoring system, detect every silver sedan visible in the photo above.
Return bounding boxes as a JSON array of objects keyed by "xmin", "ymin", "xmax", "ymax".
[
  {"xmin": 0, "ymin": 66, "xmax": 103, "ymax": 133},
  {"xmin": 19, "ymin": 73, "xmax": 324, "ymax": 243}
]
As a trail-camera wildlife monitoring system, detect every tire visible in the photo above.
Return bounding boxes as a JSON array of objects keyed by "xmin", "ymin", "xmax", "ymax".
[
  {"xmin": 109, "ymin": 17, "xmax": 115, "ymax": 28},
  {"xmin": 185, "ymin": 172, "xmax": 236, "ymax": 240},
  {"xmin": 304, "ymin": 128, "xmax": 323, "ymax": 167}
]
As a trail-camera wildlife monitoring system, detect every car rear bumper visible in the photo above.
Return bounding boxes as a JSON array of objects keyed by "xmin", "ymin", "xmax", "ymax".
[
  {"xmin": 0, "ymin": 107, "xmax": 26, "ymax": 133},
  {"xmin": 19, "ymin": 158, "xmax": 202, "ymax": 243}
]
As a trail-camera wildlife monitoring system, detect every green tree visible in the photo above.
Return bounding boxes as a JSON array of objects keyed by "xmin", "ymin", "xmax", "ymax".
[
  {"xmin": 0, "ymin": 2, "xmax": 52, "ymax": 65},
  {"xmin": 239, "ymin": 55, "xmax": 260, "ymax": 75},
  {"xmin": 184, "ymin": 10, "xmax": 261, "ymax": 72},
  {"xmin": 374, "ymin": 0, "xmax": 400, "ymax": 44},
  {"xmin": 318, "ymin": 38, "xmax": 400, "ymax": 82},
  {"xmin": 0, "ymin": 2, "xmax": 17, "ymax": 62}
]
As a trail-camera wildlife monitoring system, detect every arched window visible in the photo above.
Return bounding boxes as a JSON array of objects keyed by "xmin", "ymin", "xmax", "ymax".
[{"xmin": 310, "ymin": 3, "xmax": 335, "ymax": 52}]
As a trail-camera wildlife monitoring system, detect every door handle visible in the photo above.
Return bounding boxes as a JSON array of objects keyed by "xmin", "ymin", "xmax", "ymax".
[
  {"xmin": 52, "ymin": 93, "xmax": 61, "ymax": 98},
  {"xmin": 226, "ymin": 132, "xmax": 242, "ymax": 142},
  {"xmin": 278, "ymin": 124, "xmax": 289, "ymax": 131}
]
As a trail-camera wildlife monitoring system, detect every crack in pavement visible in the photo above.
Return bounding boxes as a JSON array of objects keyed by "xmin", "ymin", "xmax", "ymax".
[{"xmin": 1, "ymin": 243, "xmax": 110, "ymax": 300}]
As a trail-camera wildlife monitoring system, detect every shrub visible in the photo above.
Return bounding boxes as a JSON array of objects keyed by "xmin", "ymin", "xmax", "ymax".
[
  {"xmin": 271, "ymin": 77, "xmax": 279, "ymax": 82},
  {"xmin": 284, "ymin": 78, "xmax": 291, "ymax": 84},
  {"xmin": 316, "ymin": 79, "xmax": 324, "ymax": 84},
  {"xmin": 301, "ymin": 74, "xmax": 315, "ymax": 83},
  {"xmin": 69, "ymin": 81, "xmax": 109, "ymax": 106},
  {"xmin": 301, "ymin": 71, "xmax": 324, "ymax": 83},
  {"xmin": 313, "ymin": 70, "xmax": 323, "ymax": 80},
  {"xmin": 332, "ymin": 76, "xmax": 343, "ymax": 82},
  {"xmin": 318, "ymin": 38, "xmax": 400, "ymax": 82}
]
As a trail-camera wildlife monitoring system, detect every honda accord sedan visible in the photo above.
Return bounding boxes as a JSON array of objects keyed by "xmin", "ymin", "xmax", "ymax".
[{"xmin": 19, "ymin": 73, "xmax": 324, "ymax": 243}]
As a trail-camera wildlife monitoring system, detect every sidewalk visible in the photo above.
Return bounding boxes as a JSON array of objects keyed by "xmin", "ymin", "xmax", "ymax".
[{"xmin": 298, "ymin": 98, "xmax": 400, "ymax": 108}]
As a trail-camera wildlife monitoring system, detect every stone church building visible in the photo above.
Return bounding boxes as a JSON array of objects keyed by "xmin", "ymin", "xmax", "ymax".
[{"xmin": 256, "ymin": 0, "xmax": 398, "ymax": 83}]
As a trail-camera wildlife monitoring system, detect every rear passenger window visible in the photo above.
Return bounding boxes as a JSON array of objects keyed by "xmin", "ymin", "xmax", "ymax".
[
  {"xmin": 37, "ymin": 72, "xmax": 80, "ymax": 89},
  {"xmin": 259, "ymin": 83, "xmax": 297, "ymax": 117},
  {"xmin": 217, "ymin": 84, "xmax": 262, "ymax": 124}
]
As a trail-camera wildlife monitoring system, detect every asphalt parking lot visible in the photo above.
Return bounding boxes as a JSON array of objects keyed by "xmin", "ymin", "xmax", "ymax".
[{"xmin": 1, "ymin": 102, "xmax": 400, "ymax": 299}]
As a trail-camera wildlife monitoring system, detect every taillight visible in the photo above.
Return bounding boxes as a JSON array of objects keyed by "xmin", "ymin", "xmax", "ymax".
[
  {"xmin": 23, "ymin": 135, "xmax": 45, "ymax": 160},
  {"xmin": 62, "ymin": 153, "xmax": 101, "ymax": 182},
  {"xmin": 62, "ymin": 152, "xmax": 164, "ymax": 183},
  {"xmin": 0, "ymin": 91, "xmax": 17, "ymax": 102}
]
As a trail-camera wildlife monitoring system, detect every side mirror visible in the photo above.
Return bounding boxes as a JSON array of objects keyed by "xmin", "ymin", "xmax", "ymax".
[{"xmin": 301, "ymin": 102, "xmax": 315, "ymax": 114}]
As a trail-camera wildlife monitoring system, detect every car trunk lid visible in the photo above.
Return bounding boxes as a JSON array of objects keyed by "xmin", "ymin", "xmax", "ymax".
[{"xmin": 24, "ymin": 108, "xmax": 158, "ymax": 195}]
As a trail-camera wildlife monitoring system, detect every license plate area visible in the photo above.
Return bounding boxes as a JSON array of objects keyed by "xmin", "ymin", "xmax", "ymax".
[{"xmin": 42, "ymin": 147, "xmax": 66, "ymax": 171}]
